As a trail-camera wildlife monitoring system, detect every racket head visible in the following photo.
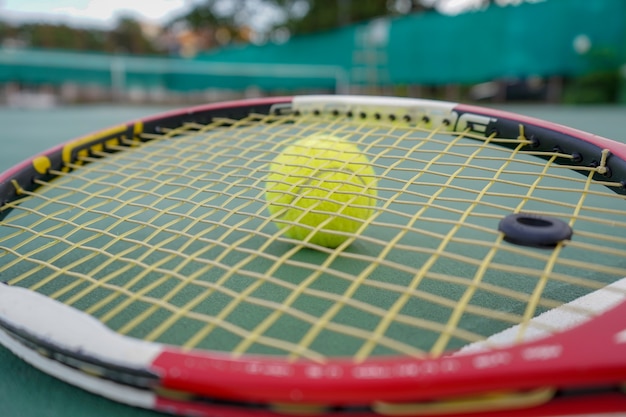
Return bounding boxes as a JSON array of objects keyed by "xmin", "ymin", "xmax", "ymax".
[{"xmin": 0, "ymin": 95, "xmax": 625, "ymax": 416}]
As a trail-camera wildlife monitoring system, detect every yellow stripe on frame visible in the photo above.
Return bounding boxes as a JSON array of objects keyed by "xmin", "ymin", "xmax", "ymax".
[
  {"xmin": 61, "ymin": 124, "xmax": 128, "ymax": 170},
  {"xmin": 133, "ymin": 121, "xmax": 144, "ymax": 142}
]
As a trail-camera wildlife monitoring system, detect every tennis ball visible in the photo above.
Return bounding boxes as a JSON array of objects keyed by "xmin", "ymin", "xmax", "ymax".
[{"xmin": 265, "ymin": 134, "xmax": 377, "ymax": 248}]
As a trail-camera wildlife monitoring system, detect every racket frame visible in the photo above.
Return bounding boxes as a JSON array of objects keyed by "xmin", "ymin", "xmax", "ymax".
[{"xmin": 1, "ymin": 95, "xmax": 625, "ymax": 416}]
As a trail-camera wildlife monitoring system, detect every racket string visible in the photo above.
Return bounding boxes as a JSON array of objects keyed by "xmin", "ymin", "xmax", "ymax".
[{"xmin": 1, "ymin": 112, "xmax": 625, "ymax": 359}]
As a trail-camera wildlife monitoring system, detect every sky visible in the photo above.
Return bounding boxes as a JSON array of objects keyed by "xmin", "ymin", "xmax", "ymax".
[{"xmin": 0, "ymin": 0, "xmax": 204, "ymax": 28}]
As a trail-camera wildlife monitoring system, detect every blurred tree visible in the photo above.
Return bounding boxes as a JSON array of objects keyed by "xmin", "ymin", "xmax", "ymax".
[
  {"xmin": 166, "ymin": 0, "xmax": 256, "ymax": 46},
  {"xmin": 283, "ymin": 0, "xmax": 433, "ymax": 34},
  {"xmin": 281, "ymin": 0, "xmax": 384, "ymax": 34},
  {"xmin": 165, "ymin": 0, "xmax": 436, "ymax": 43},
  {"xmin": 2, "ymin": 22, "xmax": 109, "ymax": 50},
  {"xmin": 0, "ymin": 16, "xmax": 160, "ymax": 54},
  {"xmin": 28, "ymin": 24, "xmax": 77, "ymax": 49},
  {"xmin": 107, "ymin": 17, "xmax": 160, "ymax": 54},
  {"xmin": 174, "ymin": 2, "xmax": 224, "ymax": 30}
]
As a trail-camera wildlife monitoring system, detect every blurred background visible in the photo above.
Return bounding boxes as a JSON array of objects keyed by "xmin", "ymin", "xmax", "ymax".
[{"xmin": 0, "ymin": 0, "xmax": 624, "ymax": 107}]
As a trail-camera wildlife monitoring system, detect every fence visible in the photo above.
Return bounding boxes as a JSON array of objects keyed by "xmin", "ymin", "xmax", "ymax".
[{"xmin": 0, "ymin": 0, "xmax": 624, "ymax": 95}]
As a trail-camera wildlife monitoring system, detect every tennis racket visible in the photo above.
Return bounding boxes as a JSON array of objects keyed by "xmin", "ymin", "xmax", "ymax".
[{"xmin": 0, "ymin": 95, "xmax": 625, "ymax": 417}]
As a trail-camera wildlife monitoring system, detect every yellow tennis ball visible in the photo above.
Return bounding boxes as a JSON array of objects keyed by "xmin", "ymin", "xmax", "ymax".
[{"xmin": 265, "ymin": 134, "xmax": 377, "ymax": 248}]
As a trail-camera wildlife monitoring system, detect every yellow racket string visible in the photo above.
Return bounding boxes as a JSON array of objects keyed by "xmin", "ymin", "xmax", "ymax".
[{"xmin": 1, "ymin": 111, "xmax": 626, "ymax": 361}]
